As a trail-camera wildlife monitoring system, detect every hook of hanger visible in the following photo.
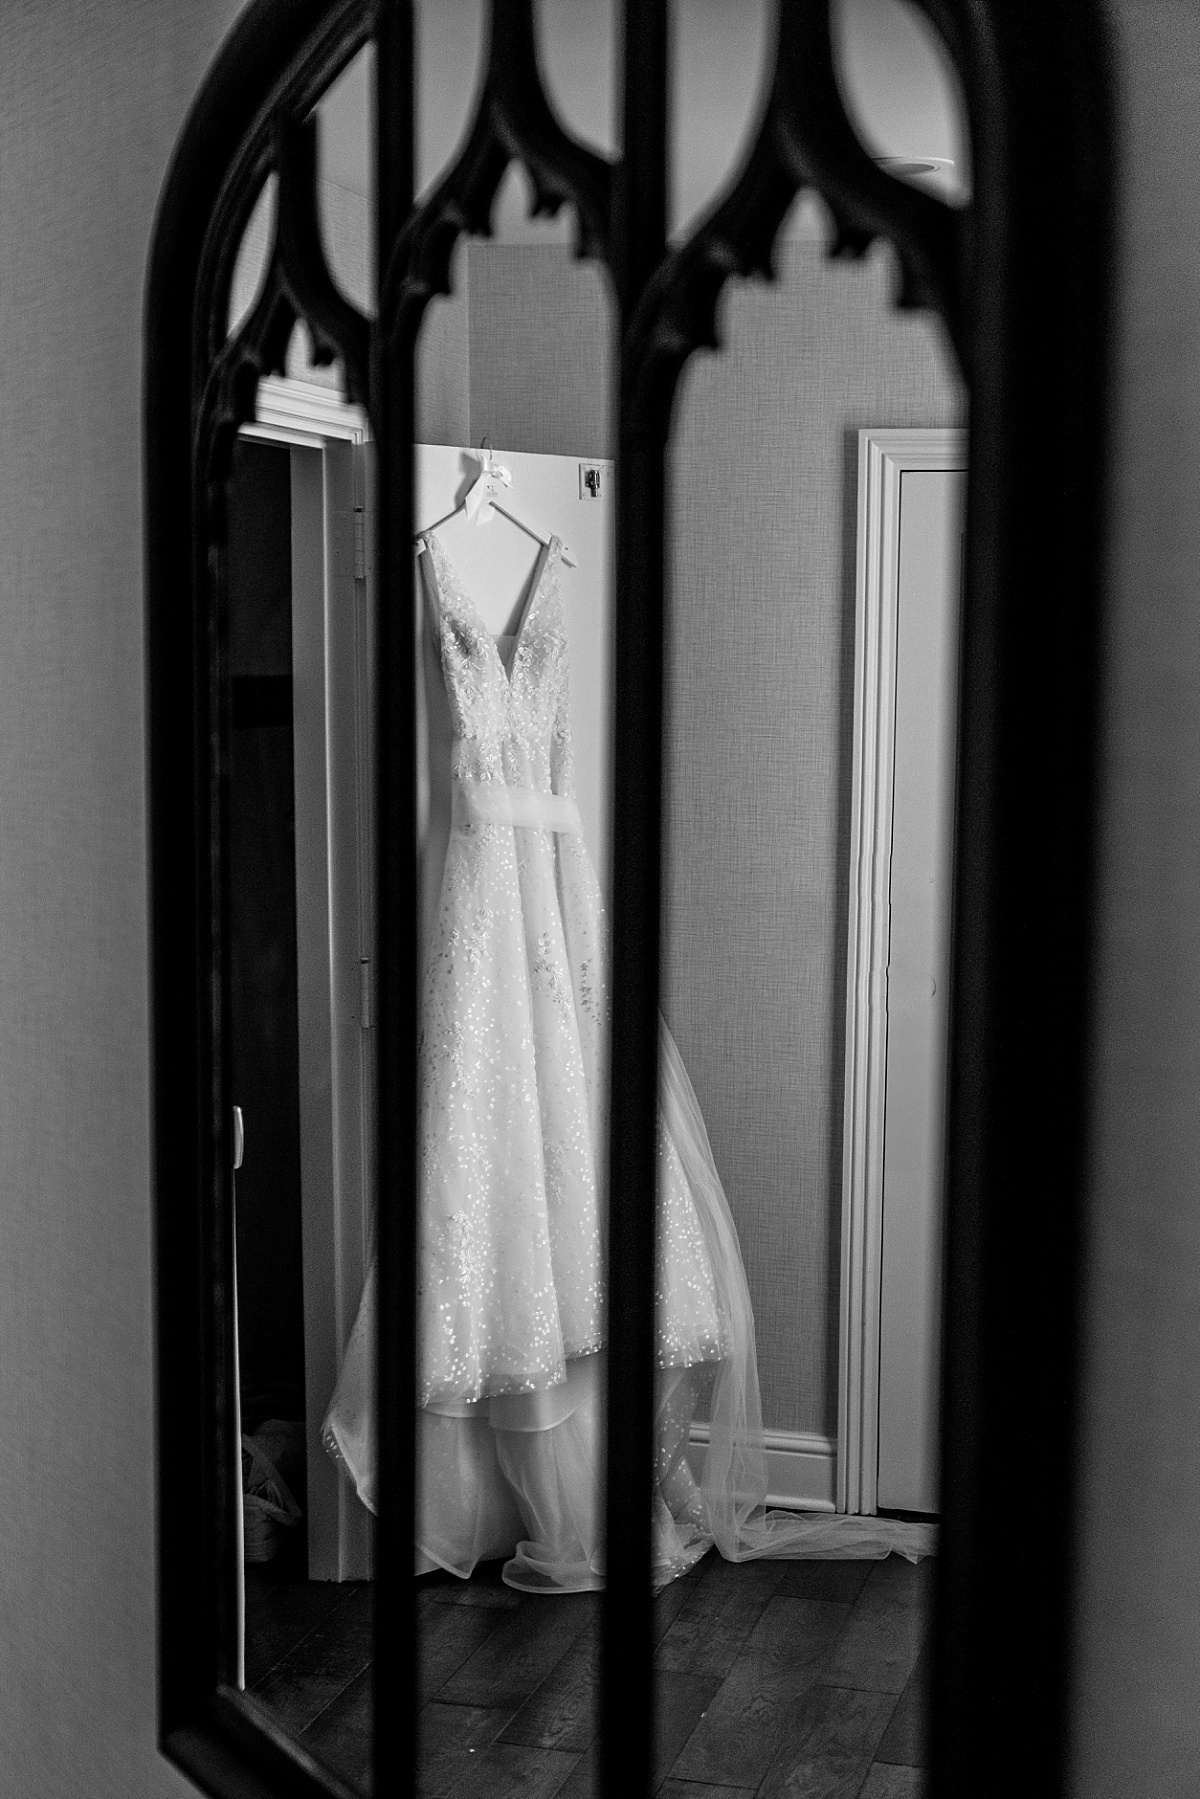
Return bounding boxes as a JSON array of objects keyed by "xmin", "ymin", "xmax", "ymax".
[
  {"xmin": 464, "ymin": 446, "xmax": 512, "ymax": 525},
  {"xmin": 478, "ymin": 437, "xmax": 499, "ymax": 483}
]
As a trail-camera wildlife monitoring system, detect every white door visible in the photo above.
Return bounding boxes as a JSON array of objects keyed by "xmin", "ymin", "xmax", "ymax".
[
  {"xmin": 840, "ymin": 429, "xmax": 965, "ymax": 1519},
  {"xmin": 876, "ymin": 465, "xmax": 965, "ymax": 1514}
]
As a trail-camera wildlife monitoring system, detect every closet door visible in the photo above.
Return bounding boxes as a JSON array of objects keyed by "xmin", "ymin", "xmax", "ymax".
[
  {"xmin": 876, "ymin": 464, "xmax": 965, "ymax": 1514},
  {"xmin": 292, "ymin": 432, "xmax": 375, "ymax": 1582}
]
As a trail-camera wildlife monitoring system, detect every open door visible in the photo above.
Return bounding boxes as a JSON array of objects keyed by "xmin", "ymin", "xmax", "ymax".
[
  {"xmin": 238, "ymin": 378, "xmax": 376, "ymax": 1583},
  {"xmin": 288, "ymin": 411, "xmax": 375, "ymax": 1582}
]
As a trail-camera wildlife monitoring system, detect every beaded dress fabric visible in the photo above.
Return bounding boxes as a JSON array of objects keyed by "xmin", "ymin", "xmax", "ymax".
[
  {"xmin": 411, "ymin": 531, "xmax": 726, "ymax": 1404},
  {"xmin": 322, "ymin": 528, "xmax": 935, "ymax": 1594}
]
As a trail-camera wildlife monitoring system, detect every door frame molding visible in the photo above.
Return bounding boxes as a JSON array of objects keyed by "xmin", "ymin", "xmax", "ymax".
[
  {"xmin": 240, "ymin": 371, "xmax": 369, "ymax": 449},
  {"xmin": 241, "ymin": 375, "xmax": 375, "ymax": 1581},
  {"xmin": 838, "ymin": 425, "xmax": 968, "ymax": 1516}
]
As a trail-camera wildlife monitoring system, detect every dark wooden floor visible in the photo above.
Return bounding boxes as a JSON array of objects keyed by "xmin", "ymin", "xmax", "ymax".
[{"xmin": 244, "ymin": 1549, "xmax": 931, "ymax": 1797}]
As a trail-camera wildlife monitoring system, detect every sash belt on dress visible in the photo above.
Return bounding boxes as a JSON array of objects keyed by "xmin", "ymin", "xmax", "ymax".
[{"xmin": 453, "ymin": 778, "xmax": 582, "ymax": 835}]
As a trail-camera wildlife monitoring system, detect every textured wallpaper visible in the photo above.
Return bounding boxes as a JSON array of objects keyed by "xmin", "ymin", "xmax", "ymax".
[
  {"xmin": 0, "ymin": 4, "xmax": 247, "ymax": 1791},
  {"xmin": 1070, "ymin": 4, "xmax": 1200, "ymax": 1787},
  {"xmin": 465, "ymin": 243, "xmax": 613, "ymax": 458},
  {"xmin": 418, "ymin": 272, "xmax": 470, "ymax": 447},
  {"xmin": 662, "ymin": 239, "xmax": 963, "ymax": 1435}
]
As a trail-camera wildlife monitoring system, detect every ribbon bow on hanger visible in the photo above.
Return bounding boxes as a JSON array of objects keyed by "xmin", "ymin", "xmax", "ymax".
[
  {"xmin": 417, "ymin": 437, "xmax": 578, "ymax": 567},
  {"xmin": 463, "ymin": 441, "xmax": 513, "ymax": 526}
]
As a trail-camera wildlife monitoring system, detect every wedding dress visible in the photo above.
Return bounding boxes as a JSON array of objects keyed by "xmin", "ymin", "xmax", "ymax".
[{"xmin": 323, "ymin": 528, "xmax": 934, "ymax": 1591}]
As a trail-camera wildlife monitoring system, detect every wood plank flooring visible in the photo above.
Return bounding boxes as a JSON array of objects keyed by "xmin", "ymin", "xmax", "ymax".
[{"xmin": 243, "ymin": 1550, "xmax": 932, "ymax": 1797}]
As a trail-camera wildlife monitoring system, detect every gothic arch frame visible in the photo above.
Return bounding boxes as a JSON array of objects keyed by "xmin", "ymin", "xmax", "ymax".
[{"xmin": 144, "ymin": 2, "xmax": 1113, "ymax": 1794}]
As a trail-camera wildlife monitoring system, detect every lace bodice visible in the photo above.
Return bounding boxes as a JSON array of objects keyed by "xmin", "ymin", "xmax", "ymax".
[{"xmin": 419, "ymin": 531, "xmax": 574, "ymax": 801}]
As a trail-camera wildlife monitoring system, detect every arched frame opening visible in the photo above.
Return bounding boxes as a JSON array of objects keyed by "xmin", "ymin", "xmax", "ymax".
[{"xmin": 143, "ymin": 2, "xmax": 1113, "ymax": 1794}]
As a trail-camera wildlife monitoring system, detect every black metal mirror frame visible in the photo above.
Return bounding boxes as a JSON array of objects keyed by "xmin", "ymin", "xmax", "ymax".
[{"xmin": 144, "ymin": 2, "xmax": 1113, "ymax": 1795}]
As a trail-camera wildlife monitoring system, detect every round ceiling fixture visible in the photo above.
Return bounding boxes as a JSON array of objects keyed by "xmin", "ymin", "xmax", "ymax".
[{"xmin": 875, "ymin": 155, "xmax": 956, "ymax": 178}]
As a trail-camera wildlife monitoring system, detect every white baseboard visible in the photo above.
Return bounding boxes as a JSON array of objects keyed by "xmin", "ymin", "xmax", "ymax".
[{"xmin": 686, "ymin": 1424, "xmax": 837, "ymax": 1514}]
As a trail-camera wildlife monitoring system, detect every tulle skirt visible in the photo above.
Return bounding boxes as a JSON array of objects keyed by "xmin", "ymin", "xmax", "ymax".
[{"xmin": 323, "ymin": 1020, "xmax": 936, "ymax": 1588}]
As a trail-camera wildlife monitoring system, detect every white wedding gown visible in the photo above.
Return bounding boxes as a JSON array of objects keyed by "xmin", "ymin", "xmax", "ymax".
[{"xmin": 323, "ymin": 530, "xmax": 934, "ymax": 1591}]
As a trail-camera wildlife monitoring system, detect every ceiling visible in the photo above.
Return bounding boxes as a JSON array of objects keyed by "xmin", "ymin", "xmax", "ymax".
[{"xmin": 316, "ymin": 0, "xmax": 968, "ymax": 241}]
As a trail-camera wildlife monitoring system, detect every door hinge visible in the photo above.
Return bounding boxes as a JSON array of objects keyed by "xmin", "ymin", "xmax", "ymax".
[
  {"xmin": 360, "ymin": 957, "xmax": 372, "ymax": 1030},
  {"xmin": 353, "ymin": 508, "xmax": 367, "ymax": 581}
]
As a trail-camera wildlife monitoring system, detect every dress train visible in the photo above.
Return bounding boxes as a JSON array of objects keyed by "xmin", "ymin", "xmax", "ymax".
[{"xmin": 324, "ymin": 1017, "xmax": 934, "ymax": 1589}]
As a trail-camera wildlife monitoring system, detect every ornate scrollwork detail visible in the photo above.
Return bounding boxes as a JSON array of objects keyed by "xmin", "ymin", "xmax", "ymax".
[
  {"xmin": 195, "ymin": 0, "xmax": 372, "ymax": 377},
  {"xmin": 623, "ymin": 1, "xmax": 966, "ymax": 444},
  {"xmin": 379, "ymin": 0, "xmax": 613, "ymax": 355},
  {"xmin": 197, "ymin": 111, "xmax": 371, "ymax": 488}
]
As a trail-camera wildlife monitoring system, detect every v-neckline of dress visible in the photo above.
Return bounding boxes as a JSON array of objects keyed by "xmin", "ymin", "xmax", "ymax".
[{"xmin": 426, "ymin": 532, "xmax": 556, "ymax": 691}]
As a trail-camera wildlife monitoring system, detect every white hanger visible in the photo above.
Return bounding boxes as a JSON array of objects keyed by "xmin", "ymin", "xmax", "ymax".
[{"xmin": 416, "ymin": 441, "xmax": 579, "ymax": 568}]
